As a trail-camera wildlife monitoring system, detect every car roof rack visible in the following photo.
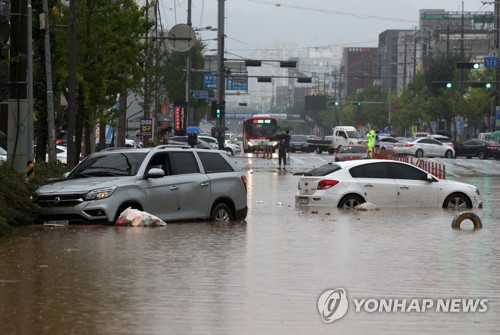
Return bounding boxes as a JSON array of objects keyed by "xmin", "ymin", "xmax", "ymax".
[{"xmin": 155, "ymin": 144, "xmax": 190, "ymax": 149}]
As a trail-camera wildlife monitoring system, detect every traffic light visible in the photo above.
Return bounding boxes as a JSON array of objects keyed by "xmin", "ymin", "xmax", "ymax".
[
  {"xmin": 210, "ymin": 100, "xmax": 218, "ymax": 118},
  {"xmin": 445, "ymin": 82, "xmax": 453, "ymax": 89},
  {"xmin": 470, "ymin": 82, "xmax": 493, "ymax": 89},
  {"xmin": 456, "ymin": 61, "xmax": 480, "ymax": 69},
  {"xmin": 216, "ymin": 106, "xmax": 221, "ymax": 119}
]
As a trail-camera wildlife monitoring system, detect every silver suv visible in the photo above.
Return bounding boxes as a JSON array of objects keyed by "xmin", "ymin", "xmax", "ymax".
[{"xmin": 33, "ymin": 146, "xmax": 248, "ymax": 224}]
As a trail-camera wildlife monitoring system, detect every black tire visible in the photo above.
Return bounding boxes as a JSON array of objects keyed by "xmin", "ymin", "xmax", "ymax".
[
  {"xmin": 445, "ymin": 150, "xmax": 453, "ymax": 158},
  {"xmin": 211, "ymin": 203, "xmax": 233, "ymax": 222},
  {"xmin": 338, "ymin": 194, "xmax": 365, "ymax": 209},
  {"xmin": 415, "ymin": 149, "xmax": 424, "ymax": 158},
  {"xmin": 443, "ymin": 193, "xmax": 472, "ymax": 209},
  {"xmin": 315, "ymin": 147, "xmax": 321, "ymax": 154},
  {"xmin": 478, "ymin": 151, "xmax": 486, "ymax": 159}
]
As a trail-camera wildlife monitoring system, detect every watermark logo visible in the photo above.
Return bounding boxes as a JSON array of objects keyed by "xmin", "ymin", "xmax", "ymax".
[
  {"xmin": 317, "ymin": 288, "xmax": 349, "ymax": 323},
  {"xmin": 317, "ymin": 288, "xmax": 488, "ymax": 324}
]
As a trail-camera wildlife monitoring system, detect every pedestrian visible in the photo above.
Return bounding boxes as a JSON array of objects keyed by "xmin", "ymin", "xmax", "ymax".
[
  {"xmin": 366, "ymin": 129, "xmax": 375, "ymax": 158},
  {"xmin": 217, "ymin": 131, "xmax": 225, "ymax": 150},
  {"xmin": 134, "ymin": 133, "xmax": 141, "ymax": 148},
  {"xmin": 284, "ymin": 130, "xmax": 291, "ymax": 151},
  {"xmin": 278, "ymin": 137, "xmax": 287, "ymax": 169},
  {"xmin": 188, "ymin": 133, "xmax": 197, "ymax": 148}
]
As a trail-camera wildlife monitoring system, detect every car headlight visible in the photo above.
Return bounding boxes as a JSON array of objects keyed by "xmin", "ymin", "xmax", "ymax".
[
  {"xmin": 83, "ymin": 186, "xmax": 117, "ymax": 200},
  {"xmin": 248, "ymin": 142, "xmax": 254, "ymax": 147}
]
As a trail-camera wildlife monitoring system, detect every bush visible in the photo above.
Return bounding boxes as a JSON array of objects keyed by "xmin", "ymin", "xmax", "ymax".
[{"xmin": 0, "ymin": 161, "xmax": 68, "ymax": 236}]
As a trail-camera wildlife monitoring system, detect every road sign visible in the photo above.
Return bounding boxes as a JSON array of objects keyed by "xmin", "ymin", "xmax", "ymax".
[
  {"xmin": 484, "ymin": 56, "xmax": 498, "ymax": 69},
  {"xmin": 203, "ymin": 73, "xmax": 217, "ymax": 90},
  {"xmin": 140, "ymin": 118, "xmax": 153, "ymax": 137},
  {"xmin": 226, "ymin": 74, "xmax": 248, "ymax": 91},
  {"xmin": 192, "ymin": 91, "xmax": 208, "ymax": 99}
]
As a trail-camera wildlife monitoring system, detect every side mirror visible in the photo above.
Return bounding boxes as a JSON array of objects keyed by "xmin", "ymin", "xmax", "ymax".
[
  {"xmin": 426, "ymin": 173, "xmax": 437, "ymax": 182},
  {"xmin": 146, "ymin": 168, "xmax": 165, "ymax": 178}
]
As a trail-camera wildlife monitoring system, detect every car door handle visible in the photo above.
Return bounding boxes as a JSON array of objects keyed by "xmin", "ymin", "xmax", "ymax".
[
  {"xmin": 363, "ymin": 184, "xmax": 374, "ymax": 187},
  {"xmin": 399, "ymin": 186, "xmax": 409, "ymax": 190},
  {"xmin": 200, "ymin": 182, "xmax": 210, "ymax": 187},
  {"xmin": 170, "ymin": 186, "xmax": 179, "ymax": 190}
]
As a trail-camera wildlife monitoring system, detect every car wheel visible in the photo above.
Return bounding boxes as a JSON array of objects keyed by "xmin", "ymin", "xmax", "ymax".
[
  {"xmin": 478, "ymin": 151, "xmax": 486, "ymax": 159},
  {"xmin": 315, "ymin": 147, "xmax": 321, "ymax": 154},
  {"xmin": 211, "ymin": 203, "xmax": 233, "ymax": 222},
  {"xmin": 415, "ymin": 149, "xmax": 424, "ymax": 158},
  {"xmin": 338, "ymin": 194, "xmax": 365, "ymax": 209},
  {"xmin": 443, "ymin": 193, "xmax": 472, "ymax": 209},
  {"xmin": 445, "ymin": 150, "xmax": 453, "ymax": 158},
  {"xmin": 225, "ymin": 148, "xmax": 234, "ymax": 156}
]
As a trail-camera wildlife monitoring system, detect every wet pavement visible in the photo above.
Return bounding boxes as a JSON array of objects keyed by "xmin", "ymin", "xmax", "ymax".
[{"xmin": 0, "ymin": 153, "xmax": 499, "ymax": 334}]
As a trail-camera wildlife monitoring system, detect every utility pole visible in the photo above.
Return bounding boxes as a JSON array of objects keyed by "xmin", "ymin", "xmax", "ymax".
[
  {"xmin": 7, "ymin": 0, "xmax": 29, "ymax": 174},
  {"xmin": 67, "ymin": 0, "xmax": 77, "ymax": 168},
  {"xmin": 185, "ymin": 0, "xmax": 192, "ymax": 126},
  {"xmin": 217, "ymin": 0, "xmax": 225, "ymax": 128},
  {"xmin": 495, "ymin": 0, "xmax": 500, "ymax": 121},
  {"xmin": 42, "ymin": 0, "xmax": 56, "ymax": 161},
  {"xmin": 143, "ymin": 0, "xmax": 150, "ymax": 147}
]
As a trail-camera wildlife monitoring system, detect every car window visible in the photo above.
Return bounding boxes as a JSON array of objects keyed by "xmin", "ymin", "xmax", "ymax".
[
  {"xmin": 387, "ymin": 162, "xmax": 428, "ymax": 180},
  {"xmin": 382, "ymin": 138, "xmax": 398, "ymax": 143},
  {"xmin": 198, "ymin": 152, "xmax": 234, "ymax": 173},
  {"xmin": 350, "ymin": 162, "xmax": 390, "ymax": 178},
  {"xmin": 146, "ymin": 153, "xmax": 169, "ymax": 175},
  {"xmin": 302, "ymin": 163, "xmax": 342, "ymax": 176},
  {"xmin": 69, "ymin": 152, "xmax": 146, "ymax": 177},
  {"xmin": 168, "ymin": 152, "xmax": 200, "ymax": 175},
  {"xmin": 340, "ymin": 146, "xmax": 365, "ymax": 153}
]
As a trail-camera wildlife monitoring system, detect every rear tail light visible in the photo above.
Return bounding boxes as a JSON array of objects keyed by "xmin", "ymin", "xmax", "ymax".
[
  {"xmin": 406, "ymin": 143, "xmax": 414, "ymax": 147},
  {"xmin": 317, "ymin": 179, "xmax": 339, "ymax": 190},
  {"xmin": 241, "ymin": 175, "xmax": 247, "ymax": 192}
]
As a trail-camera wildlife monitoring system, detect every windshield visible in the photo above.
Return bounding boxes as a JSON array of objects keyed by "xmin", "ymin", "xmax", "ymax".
[
  {"xmin": 346, "ymin": 130, "xmax": 362, "ymax": 139},
  {"xmin": 68, "ymin": 152, "xmax": 147, "ymax": 178}
]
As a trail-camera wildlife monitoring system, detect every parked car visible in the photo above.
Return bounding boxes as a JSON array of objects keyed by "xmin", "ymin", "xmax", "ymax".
[
  {"xmin": 375, "ymin": 136, "xmax": 400, "ymax": 151},
  {"xmin": 454, "ymin": 139, "xmax": 500, "ymax": 159},
  {"xmin": 428, "ymin": 134, "xmax": 454, "ymax": 148},
  {"xmin": 393, "ymin": 137, "xmax": 455, "ymax": 158},
  {"xmin": 198, "ymin": 135, "xmax": 242, "ymax": 155},
  {"xmin": 289, "ymin": 135, "xmax": 309, "ymax": 152},
  {"xmin": 0, "ymin": 146, "xmax": 6, "ymax": 162},
  {"xmin": 295, "ymin": 159, "xmax": 482, "ymax": 209},
  {"xmin": 334, "ymin": 145, "xmax": 368, "ymax": 161},
  {"xmin": 32, "ymin": 146, "xmax": 248, "ymax": 225},
  {"xmin": 169, "ymin": 136, "xmax": 212, "ymax": 149},
  {"xmin": 412, "ymin": 132, "xmax": 430, "ymax": 139}
]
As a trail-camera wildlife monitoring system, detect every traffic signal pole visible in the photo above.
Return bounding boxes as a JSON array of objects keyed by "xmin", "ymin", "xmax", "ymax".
[{"xmin": 216, "ymin": 0, "xmax": 225, "ymax": 128}]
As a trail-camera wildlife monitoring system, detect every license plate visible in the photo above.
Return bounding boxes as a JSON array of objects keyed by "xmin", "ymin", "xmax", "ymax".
[
  {"xmin": 44, "ymin": 220, "xmax": 69, "ymax": 227},
  {"xmin": 297, "ymin": 198, "xmax": 309, "ymax": 205}
]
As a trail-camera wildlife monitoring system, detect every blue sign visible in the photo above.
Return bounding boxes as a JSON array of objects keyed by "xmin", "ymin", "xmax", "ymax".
[
  {"xmin": 192, "ymin": 91, "xmax": 208, "ymax": 99},
  {"xmin": 203, "ymin": 73, "xmax": 217, "ymax": 90},
  {"xmin": 226, "ymin": 74, "xmax": 248, "ymax": 91},
  {"xmin": 484, "ymin": 57, "xmax": 498, "ymax": 69}
]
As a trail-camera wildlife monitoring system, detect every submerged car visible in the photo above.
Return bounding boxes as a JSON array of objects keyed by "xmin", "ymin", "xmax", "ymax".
[
  {"xmin": 295, "ymin": 159, "xmax": 482, "ymax": 209},
  {"xmin": 33, "ymin": 146, "xmax": 248, "ymax": 225}
]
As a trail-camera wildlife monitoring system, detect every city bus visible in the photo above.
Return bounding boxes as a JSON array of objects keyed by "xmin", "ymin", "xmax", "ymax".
[{"xmin": 242, "ymin": 114, "xmax": 278, "ymax": 153}]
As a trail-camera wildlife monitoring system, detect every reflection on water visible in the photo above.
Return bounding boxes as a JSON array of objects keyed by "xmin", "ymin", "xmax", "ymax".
[{"xmin": 0, "ymin": 166, "xmax": 499, "ymax": 334}]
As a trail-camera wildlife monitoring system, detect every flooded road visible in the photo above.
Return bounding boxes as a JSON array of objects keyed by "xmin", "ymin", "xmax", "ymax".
[{"xmin": 1, "ymin": 154, "xmax": 499, "ymax": 334}]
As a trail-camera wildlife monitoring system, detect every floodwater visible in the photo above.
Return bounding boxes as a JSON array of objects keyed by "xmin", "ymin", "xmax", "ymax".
[{"xmin": 1, "ymin": 154, "xmax": 500, "ymax": 335}]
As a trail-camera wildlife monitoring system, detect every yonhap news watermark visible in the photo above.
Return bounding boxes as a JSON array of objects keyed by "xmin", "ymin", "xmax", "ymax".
[{"xmin": 317, "ymin": 288, "xmax": 488, "ymax": 324}]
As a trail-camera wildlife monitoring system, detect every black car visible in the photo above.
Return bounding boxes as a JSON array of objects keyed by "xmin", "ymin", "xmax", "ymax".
[
  {"xmin": 454, "ymin": 140, "xmax": 500, "ymax": 159},
  {"xmin": 289, "ymin": 135, "xmax": 309, "ymax": 152}
]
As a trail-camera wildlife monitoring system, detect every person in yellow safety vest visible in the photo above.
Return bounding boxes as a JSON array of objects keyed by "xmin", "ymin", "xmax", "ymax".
[{"xmin": 366, "ymin": 130, "xmax": 375, "ymax": 158}]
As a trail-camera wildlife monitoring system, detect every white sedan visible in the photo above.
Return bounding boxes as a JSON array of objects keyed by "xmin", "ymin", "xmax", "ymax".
[
  {"xmin": 198, "ymin": 135, "xmax": 242, "ymax": 156},
  {"xmin": 295, "ymin": 159, "xmax": 482, "ymax": 209},
  {"xmin": 393, "ymin": 137, "xmax": 455, "ymax": 158}
]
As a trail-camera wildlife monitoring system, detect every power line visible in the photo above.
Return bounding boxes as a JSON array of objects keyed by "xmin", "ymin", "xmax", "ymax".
[{"xmin": 241, "ymin": 0, "xmax": 417, "ymax": 24}]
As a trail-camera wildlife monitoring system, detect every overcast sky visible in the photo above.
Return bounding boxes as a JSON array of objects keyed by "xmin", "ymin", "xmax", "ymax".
[{"xmin": 159, "ymin": 0, "xmax": 493, "ymax": 58}]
